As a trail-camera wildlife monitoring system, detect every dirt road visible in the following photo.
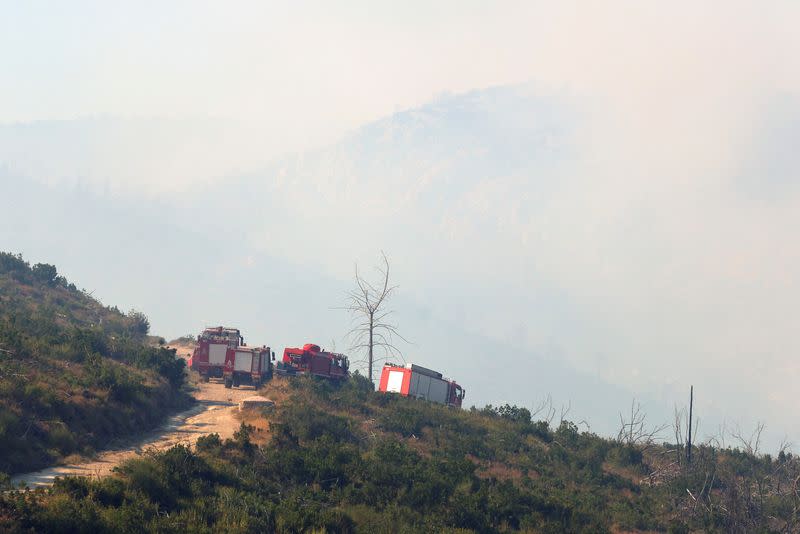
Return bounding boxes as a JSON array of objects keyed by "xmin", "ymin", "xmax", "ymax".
[{"xmin": 11, "ymin": 379, "xmax": 265, "ymax": 489}]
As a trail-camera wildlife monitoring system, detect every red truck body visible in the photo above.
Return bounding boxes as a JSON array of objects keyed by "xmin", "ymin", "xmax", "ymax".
[
  {"xmin": 188, "ymin": 326, "xmax": 243, "ymax": 381},
  {"xmin": 223, "ymin": 345, "xmax": 273, "ymax": 389},
  {"xmin": 378, "ymin": 363, "xmax": 465, "ymax": 408},
  {"xmin": 276, "ymin": 343, "xmax": 349, "ymax": 380}
]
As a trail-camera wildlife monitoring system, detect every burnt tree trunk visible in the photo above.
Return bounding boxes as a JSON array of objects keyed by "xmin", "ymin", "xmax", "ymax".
[{"xmin": 687, "ymin": 385, "xmax": 694, "ymax": 464}]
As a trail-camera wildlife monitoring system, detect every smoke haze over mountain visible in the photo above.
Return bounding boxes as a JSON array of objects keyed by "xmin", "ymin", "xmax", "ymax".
[{"xmin": 2, "ymin": 1, "xmax": 799, "ymax": 448}]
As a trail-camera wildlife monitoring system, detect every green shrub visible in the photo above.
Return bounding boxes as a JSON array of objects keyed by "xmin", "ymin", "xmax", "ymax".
[
  {"xmin": 3, "ymin": 348, "xmax": 800, "ymax": 533},
  {"xmin": 608, "ymin": 444, "xmax": 644, "ymax": 467},
  {"xmin": 0, "ymin": 252, "xmax": 190, "ymax": 475}
]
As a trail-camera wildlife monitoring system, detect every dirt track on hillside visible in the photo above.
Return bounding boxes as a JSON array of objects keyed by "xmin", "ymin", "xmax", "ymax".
[{"xmin": 11, "ymin": 343, "xmax": 282, "ymax": 489}]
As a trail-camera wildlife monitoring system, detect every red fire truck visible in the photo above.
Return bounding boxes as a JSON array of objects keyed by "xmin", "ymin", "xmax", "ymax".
[
  {"xmin": 378, "ymin": 363, "xmax": 465, "ymax": 408},
  {"xmin": 223, "ymin": 345, "xmax": 274, "ymax": 389},
  {"xmin": 188, "ymin": 326, "xmax": 244, "ymax": 382},
  {"xmin": 276, "ymin": 343, "xmax": 349, "ymax": 380}
]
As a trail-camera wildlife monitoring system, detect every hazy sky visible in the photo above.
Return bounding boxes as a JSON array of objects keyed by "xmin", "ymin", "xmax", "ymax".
[
  {"xmin": 4, "ymin": 1, "xmax": 796, "ymax": 154},
  {"xmin": 2, "ymin": 1, "xmax": 800, "ymax": 447}
]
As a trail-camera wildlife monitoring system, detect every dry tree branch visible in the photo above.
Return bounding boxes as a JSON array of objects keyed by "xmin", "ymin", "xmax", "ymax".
[
  {"xmin": 531, "ymin": 394, "xmax": 557, "ymax": 425},
  {"xmin": 342, "ymin": 251, "xmax": 408, "ymax": 381},
  {"xmin": 617, "ymin": 399, "xmax": 667, "ymax": 452},
  {"xmin": 731, "ymin": 421, "xmax": 766, "ymax": 456}
]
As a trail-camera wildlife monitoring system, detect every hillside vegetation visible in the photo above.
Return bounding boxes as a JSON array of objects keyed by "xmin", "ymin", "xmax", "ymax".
[
  {"xmin": 0, "ymin": 252, "xmax": 189, "ymax": 477},
  {"xmin": 3, "ymin": 375, "xmax": 799, "ymax": 533}
]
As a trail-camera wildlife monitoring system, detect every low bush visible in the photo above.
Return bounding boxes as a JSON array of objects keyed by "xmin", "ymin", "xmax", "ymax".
[{"xmin": 0, "ymin": 252, "xmax": 190, "ymax": 476}]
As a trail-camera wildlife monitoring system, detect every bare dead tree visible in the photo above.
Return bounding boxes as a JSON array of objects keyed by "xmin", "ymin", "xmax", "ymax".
[
  {"xmin": 687, "ymin": 385, "xmax": 694, "ymax": 464},
  {"xmin": 531, "ymin": 394, "xmax": 557, "ymax": 425},
  {"xmin": 559, "ymin": 401, "xmax": 572, "ymax": 426},
  {"xmin": 617, "ymin": 399, "xmax": 668, "ymax": 452},
  {"xmin": 672, "ymin": 391, "xmax": 701, "ymax": 465},
  {"xmin": 731, "ymin": 421, "xmax": 766, "ymax": 456},
  {"xmin": 674, "ymin": 405, "xmax": 686, "ymax": 464},
  {"xmin": 706, "ymin": 419, "xmax": 728, "ymax": 450},
  {"xmin": 344, "ymin": 251, "xmax": 407, "ymax": 381}
]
